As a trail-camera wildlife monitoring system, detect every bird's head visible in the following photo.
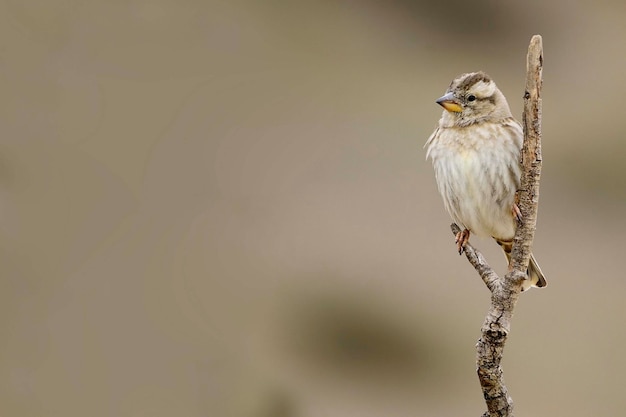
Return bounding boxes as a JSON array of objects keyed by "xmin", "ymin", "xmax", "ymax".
[{"xmin": 436, "ymin": 71, "xmax": 512, "ymax": 126}]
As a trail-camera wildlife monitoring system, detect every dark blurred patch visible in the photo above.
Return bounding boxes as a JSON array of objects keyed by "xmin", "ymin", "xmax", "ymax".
[
  {"xmin": 384, "ymin": 0, "xmax": 537, "ymax": 41},
  {"xmin": 265, "ymin": 0, "xmax": 540, "ymax": 43},
  {"xmin": 278, "ymin": 283, "xmax": 453, "ymax": 384}
]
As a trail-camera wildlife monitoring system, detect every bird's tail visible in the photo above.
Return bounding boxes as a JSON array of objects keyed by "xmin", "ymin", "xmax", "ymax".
[{"xmin": 496, "ymin": 239, "xmax": 547, "ymax": 291}]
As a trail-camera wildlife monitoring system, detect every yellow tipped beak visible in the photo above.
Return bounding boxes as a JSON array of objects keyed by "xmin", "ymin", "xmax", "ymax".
[{"xmin": 436, "ymin": 92, "xmax": 462, "ymax": 113}]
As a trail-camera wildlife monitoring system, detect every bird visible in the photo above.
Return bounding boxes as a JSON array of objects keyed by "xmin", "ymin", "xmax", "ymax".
[{"xmin": 425, "ymin": 71, "xmax": 547, "ymax": 291}]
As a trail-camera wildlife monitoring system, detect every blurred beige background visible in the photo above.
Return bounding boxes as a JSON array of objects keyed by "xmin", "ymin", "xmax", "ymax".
[{"xmin": 1, "ymin": 1, "xmax": 625, "ymax": 416}]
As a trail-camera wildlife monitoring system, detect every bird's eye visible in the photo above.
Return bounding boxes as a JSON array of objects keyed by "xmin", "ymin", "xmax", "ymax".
[{"xmin": 467, "ymin": 94, "xmax": 476, "ymax": 102}]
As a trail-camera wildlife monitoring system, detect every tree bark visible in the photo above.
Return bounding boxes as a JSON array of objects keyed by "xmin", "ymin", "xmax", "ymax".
[{"xmin": 450, "ymin": 35, "xmax": 544, "ymax": 417}]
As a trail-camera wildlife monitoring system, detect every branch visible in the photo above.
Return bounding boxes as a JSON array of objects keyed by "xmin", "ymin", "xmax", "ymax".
[
  {"xmin": 450, "ymin": 224, "xmax": 501, "ymax": 293},
  {"xmin": 514, "ymin": 35, "xmax": 544, "ymax": 280},
  {"xmin": 450, "ymin": 35, "xmax": 544, "ymax": 417}
]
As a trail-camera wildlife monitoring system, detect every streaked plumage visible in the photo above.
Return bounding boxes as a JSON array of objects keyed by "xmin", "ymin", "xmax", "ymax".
[{"xmin": 425, "ymin": 71, "xmax": 546, "ymax": 291}]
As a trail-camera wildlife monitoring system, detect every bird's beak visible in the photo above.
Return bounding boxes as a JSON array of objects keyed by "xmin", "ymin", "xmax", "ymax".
[{"xmin": 436, "ymin": 92, "xmax": 462, "ymax": 113}]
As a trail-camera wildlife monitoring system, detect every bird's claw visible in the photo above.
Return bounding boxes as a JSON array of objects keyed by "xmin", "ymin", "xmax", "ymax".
[
  {"xmin": 513, "ymin": 203, "xmax": 523, "ymax": 223},
  {"xmin": 455, "ymin": 228, "xmax": 471, "ymax": 255}
]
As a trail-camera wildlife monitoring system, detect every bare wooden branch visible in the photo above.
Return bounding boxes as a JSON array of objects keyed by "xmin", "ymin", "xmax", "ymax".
[
  {"xmin": 450, "ymin": 224, "xmax": 501, "ymax": 293},
  {"xmin": 513, "ymin": 34, "xmax": 544, "ymax": 279},
  {"xmin": 450, "ymin": 35, "xmax": 544, "ymax": 417}
]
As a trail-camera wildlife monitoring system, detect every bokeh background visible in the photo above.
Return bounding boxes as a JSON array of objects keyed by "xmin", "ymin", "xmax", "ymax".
[{"xmin": 1, "ymin": 1, "xmax": 625, "ymax": 416}]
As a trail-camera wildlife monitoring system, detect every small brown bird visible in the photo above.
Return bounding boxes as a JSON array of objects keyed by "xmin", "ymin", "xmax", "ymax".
[{"xmin": 425, "ymin": 71, "xmax": 547, "ymax": 291}]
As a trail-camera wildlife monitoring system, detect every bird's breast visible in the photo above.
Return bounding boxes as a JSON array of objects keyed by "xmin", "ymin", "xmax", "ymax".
[{"xmin": 427, "ymin": 123, "xmax": 521, "ymax": 239}]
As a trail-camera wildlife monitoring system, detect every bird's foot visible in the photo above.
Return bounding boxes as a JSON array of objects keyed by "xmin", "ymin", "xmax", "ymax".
[
  {"xmin": 455, "ymin": 228, "xmax": 471, "ymax": 255},
  {"xmin": 512, "ymin": 203, "xmax": 523, "ymax": 223}
]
